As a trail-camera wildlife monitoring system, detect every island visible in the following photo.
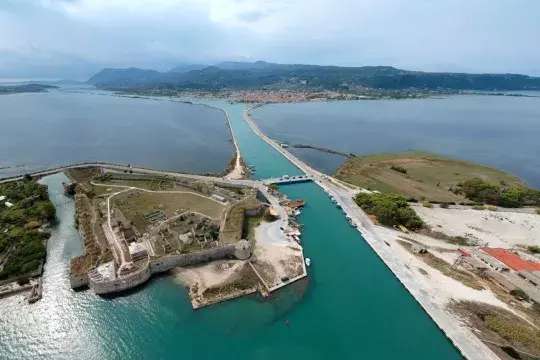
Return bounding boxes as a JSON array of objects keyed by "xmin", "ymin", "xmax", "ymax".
[
  {"xmin": 0, "ymin": 175, "xmax": 55, "ymax": 302},
  {"xmin": 0, "ymin": 84, "xmax": 58, "ymax": 95},
  {"xmin": 65, "ymin": 166, "xmax": 307, "ymax": 308}
]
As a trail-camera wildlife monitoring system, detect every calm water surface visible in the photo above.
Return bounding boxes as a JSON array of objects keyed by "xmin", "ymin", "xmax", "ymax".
[
  {"xmin": 252, "ymin": 95, "xmax": 540, "ymax": 187},
  {"xmin": 0, "ymin": 89, "xmax": 234, "ymax": 178},
  {"xmin": 0, "ymin": 100, "xmax": 462, "ymax": 359}
]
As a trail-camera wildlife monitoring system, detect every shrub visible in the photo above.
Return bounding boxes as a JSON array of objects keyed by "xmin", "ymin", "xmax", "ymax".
[
  {"xmin": 355, "ymin": 192, "xmax": 423, "ymax": 229},
  {"xmin": 472, "ymin": 205, "xmax": 485, "ymax": 210},
  {"xmin": 510, "ymin": 289, "xmax": 529, "ymax": 300},
  {"xmin": 439, "ymin": 203, "xmax": 449, "ymax": 209},
  {"xmin": 528, "ymin": 246, "xmax": 540, "ymax": 254},
  {"xmin": 390, "ymin": 165, "xmax": 407, "ymax": 174},
  {"xmin": 536, "ymin": 208, "xmax": 540, "ymax": 215},
  {"xmin": 422, "ymin": 201, "xmax": 433, "ymax": 208},
  {"xmin": 268, "ymin": 183, "xmax": 279, "ymax": 191},
  {"xmin": 485, "ymin": 205, "xmax": 498, "ymax": 211}
]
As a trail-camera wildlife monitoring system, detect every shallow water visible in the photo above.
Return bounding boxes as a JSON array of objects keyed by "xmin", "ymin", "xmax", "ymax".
[
  {"xmin": 251, "ymin": 95, "xmax": 540, "ymax": 187},
  {"xmin": 0, "ymin": 89, "xmax": 234, "ymax": 178}
]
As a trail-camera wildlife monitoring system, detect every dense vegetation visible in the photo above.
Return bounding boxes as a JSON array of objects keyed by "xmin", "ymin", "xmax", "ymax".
[
  {"xmin": 0, "ymin": 178, "xmax": 55, "ymax": 280},
  {"xmin": 455, "ymin": 178, "xmax": 540, "ymax": 208},
  {"xmin": 87, "ymin": 61, "xmax": 540, "ymax": 91},
  {"xmin": 354, "ymin": 193, "xmax": 423, "ymax": 229}
]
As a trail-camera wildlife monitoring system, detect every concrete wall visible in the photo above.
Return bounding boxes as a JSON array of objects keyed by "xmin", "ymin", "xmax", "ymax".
[
  {"xmin": 89, "ymin": 264, "xmax": 151, "ymax": 295},
  {"xmin": 70, "ymin": 274, "xmax": 89, "ymax": 289},
  {"xmin": 150, "ymin": 245, "xmax": 236, "ymax": 274}
]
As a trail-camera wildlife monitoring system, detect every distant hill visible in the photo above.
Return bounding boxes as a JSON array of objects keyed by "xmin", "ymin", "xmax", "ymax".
[
  {"xmin": 86, "ymin": 61, "xmax": 540, "ymax": 91},
  {"xmin": 168, "ymin": 63, "xmax": 208, "ymax": 73},
  {"xmin": 87, "ymin": 67, "xmax": 163, "ymax": 85}
]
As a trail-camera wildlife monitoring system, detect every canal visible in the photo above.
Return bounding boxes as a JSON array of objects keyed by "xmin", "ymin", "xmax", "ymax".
[{"xmin": 218, "ymin": 101, "xmax": 464, "ymax": 359}]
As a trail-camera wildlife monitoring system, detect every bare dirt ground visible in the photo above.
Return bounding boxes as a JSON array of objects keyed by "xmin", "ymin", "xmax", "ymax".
[
  {"xmin": 414, "ymin": 206, "xmax": 540, "ymax": 248},
  {"xmin": 250, "ymin": 242, "xmax": 304, "ymax": 289}
]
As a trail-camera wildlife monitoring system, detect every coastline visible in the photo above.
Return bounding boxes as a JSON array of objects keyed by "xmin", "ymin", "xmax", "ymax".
[{"xmin": 242, "ymin": 105, "xmax": 500, "ymax": 360}]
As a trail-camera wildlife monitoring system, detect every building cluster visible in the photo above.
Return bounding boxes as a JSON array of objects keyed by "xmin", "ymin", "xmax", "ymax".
[{"xmin": 459, "ymin": 247, "xmax": 540, "ymax": 303}]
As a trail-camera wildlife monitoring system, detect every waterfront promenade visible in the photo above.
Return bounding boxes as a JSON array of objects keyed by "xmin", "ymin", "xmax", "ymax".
[{"xmin": 242, "ymin": 107, "xmax": 500, "ymax": 360}]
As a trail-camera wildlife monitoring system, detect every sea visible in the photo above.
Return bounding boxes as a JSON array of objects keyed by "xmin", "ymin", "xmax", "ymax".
[
  {"xmin": 0, "ymin": 87, "xmax": 234, "ymax": 178},
  {"xmin": 5, "ymin": 91, "xmax": 534, "ymax": 359},
  {"xmin": 251, "ymin": 95, "xmax": 540, "ymax": 187}
]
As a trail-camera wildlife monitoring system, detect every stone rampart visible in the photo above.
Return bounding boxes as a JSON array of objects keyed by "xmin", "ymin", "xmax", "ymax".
[
  {"xmin": 150, "ymin": 245, "xmax": 236, "ymax": 274},
  {"xmin": 89, "ymin": 264, "xmax": 151, "ymax": 295}
]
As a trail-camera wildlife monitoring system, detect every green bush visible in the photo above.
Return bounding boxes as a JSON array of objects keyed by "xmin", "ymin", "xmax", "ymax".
[
  {"xmin": 439, "ymin": 203, "xmax": 449, "ymax": 209},
  {"xmin": 355, "ymin": 193, "xmax": 423, "ymax": 229},
  {"xmin": 536, "ymin": 208, "xmax": 540, "ymax": 215},
  {"xmin": 528, "ymin": 246, "xmax": 540, "ymax": 254},
  {"xmin": 485, "ymin": 205, "xmax": 498, "ymax": 211},
  {"xmin": 422, "ymin": 201, "xmax": 433, "ymax": 208},
  {"xmin": 472, "ymin": 205, "xmax": 486, "ymax": 210},
  {"xmin": 268, "ymin": 183, "xmax": 279, "ymax": 191},
  {"xmin": 510, "ymin": 289, "xmax": 529, "ymax": 300}
]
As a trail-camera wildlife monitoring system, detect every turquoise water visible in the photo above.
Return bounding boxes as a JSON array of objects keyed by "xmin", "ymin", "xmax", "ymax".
[{"xmin": 0, "ymin": 100, "xmax": 463, "ymax": 359}]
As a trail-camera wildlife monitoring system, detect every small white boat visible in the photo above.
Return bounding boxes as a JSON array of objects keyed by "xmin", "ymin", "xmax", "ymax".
[
  {"xmin": 349, "ymin": 219, "xmax": 357, "ymax": 228},
  {"xmin": 346, "ymin": 215, "xmax": 352, "ymax": 221},
  {"xmin": 305, "ymin": 258, "xmax": 311, "ymax": 267}
]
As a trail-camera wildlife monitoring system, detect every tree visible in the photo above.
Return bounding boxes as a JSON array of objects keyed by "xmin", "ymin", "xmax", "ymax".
[
  {"xmin": 499, "ymin": 188, "xmax": 525, "ymax": 208},
  {"xmin": 24, "ymin": 174, "xmax": 32, "ymax": 181},
  {"xmin": 268, "ymin": 183, "xmax": 279, "ymax": 191}
]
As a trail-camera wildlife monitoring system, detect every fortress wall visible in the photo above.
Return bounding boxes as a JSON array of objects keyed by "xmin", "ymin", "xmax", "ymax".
[
  {"xmin": 89, "ymin": 264, "xmax": 151, "ymax": 295},
  {"xmin": 150, "ymin": 245, "xmax": 236, "ymax": 274},
  {"xmin": 70, "ymin": 274, "xmax": 89, "ymax": 289}
]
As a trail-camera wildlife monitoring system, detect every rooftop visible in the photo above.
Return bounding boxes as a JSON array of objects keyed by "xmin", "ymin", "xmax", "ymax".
[{"xmin": 482, "ymin": 247, "xmax": 540, "ymax": 271}]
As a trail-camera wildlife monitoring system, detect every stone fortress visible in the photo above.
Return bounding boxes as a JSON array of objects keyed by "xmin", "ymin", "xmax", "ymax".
[{"xmin": 67, "ymin": 168, "xmax": 260, "ymax": 298}]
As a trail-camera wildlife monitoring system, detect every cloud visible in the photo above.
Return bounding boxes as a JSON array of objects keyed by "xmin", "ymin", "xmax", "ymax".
[{"xmin": 1, "ymin": 0, "xmax": 539, "ymax": 79}]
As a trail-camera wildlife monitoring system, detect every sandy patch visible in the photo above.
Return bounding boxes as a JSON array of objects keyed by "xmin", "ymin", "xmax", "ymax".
[
  {"xmin": 251, "ymin": 243, "xmax": 304, "ymax": 289},
  {"xmin": 415, "ymin": 207, "xmax": 540, "ymax": 248}
]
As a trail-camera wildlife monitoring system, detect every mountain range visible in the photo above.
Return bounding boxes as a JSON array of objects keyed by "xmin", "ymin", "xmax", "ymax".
[{"xmin": 86, "ymin": 61, "xmax": 540, "ymax": 91}]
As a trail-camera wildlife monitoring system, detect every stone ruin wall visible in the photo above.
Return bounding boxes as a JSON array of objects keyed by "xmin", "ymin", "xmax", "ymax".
[
  {"xmin": 150, "ymin": 245, "xmax": 236, "ymax": 274},
  {"xmin": 88, "ymin": 264, "xmax": 152, "ymax": 295}
]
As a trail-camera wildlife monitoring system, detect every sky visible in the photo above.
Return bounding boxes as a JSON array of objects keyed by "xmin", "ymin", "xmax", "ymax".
[{"xmin": 1, "ymin": 0, "xmax": 539, "ymax": 79}]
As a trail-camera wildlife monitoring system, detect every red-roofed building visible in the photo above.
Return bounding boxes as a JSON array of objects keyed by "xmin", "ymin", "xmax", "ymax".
[
  {"xmin": 457, "ymin": 248, "xmax": 470, "ymax": 257},
  {"xmin": 481, "ymin": 248, "xmax": 540, "ymax": 272}
]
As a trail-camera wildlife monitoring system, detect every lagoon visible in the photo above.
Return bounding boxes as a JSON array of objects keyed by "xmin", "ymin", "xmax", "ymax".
[
  {"xmin": 0, "ymin": 89, "xmax": 234, "ymax": 178},
  {"xmin": 251, "ymin": 95, "xmax": 540, "ymax": 187}
]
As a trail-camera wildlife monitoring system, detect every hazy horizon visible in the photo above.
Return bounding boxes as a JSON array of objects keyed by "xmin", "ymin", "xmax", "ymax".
[{"xmin": 1, "ymin": 0, "xmax": 540, "ymax": 79}]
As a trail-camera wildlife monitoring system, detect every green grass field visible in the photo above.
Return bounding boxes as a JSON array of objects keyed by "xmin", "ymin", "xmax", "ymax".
[{"xmin": 335, "ymin": 152, "xmax": 526, "ymax": 202}]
